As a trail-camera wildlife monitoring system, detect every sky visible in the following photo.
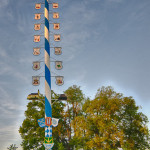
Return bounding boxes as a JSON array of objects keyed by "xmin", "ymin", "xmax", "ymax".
[{"xmin": 0, "ymin": 0, "xmax": 150, "ymax": 149}]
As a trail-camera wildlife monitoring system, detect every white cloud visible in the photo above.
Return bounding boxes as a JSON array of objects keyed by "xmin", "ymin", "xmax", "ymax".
[
  {"xmin": 0, "ymin": 87, "xmax": 24, "ymax": 116},
  {"xmin": 0, "ymin": 124, "xmax": 23, "ymax": 150}
]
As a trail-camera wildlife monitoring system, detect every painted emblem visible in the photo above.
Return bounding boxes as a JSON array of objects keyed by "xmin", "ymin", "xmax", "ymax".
[
  {"xmin": 52, "ymin": 118, "xmax": 59, "ymax": 127},
  {"xmin": 53, "ymin": 3, "xmax": 58, "ymax": 9},
  {"xmin": 38, "ymin": 118, "xmax": 46, "ymax": 128},
  {"xmin": 43, "ymin": 143, "xmax": 54, "ymax": 149},
  {"xmin": 35, "ymin": 13, "xmax": 41, "ymax": 20},
  {"xmin": 53, "ymin": 12, "xmax": 59, "ymax": 19},
  {"xmin": 32, "ymin": 76, "xmax": 40, "ymax": 86},
  {"xmin": 55, "ymin": 76, "xmax": 64, "ymax": 86},
  {"xmin": 54, "ymin": 47, "xmax": 62, "ymax": 55},
  {"xmin": 35, "ymin": 3, "xmax": 41, "ymax": 9},
  {"xmin": 45, "ymin": 117, "xmax": 52, "ymax": 126},
  {"xmin": 34, "ymin": 24, "xmax": 41, "ymax": 30},
  {"xmin": 55, "ymin": 61, "xmax": 63, "ymax": 70},
  {"xmin": 44, "ymin": 137, "xmax": 53, "ymax": 144},
  {"xmin": 44, "ymin": 137, "xmax": 54, "ymax": 149},
  {"xmin": 53, "ymin": 23, "xmax": 60, "ymax": 30},
  {"xmin": 33, "ymin": 61, "xmax": 40, "ymax": 70},
  {"xmin": 54, "ymin": 34, "xmax": 61, "ymax": 41},
  {"xmin": 34, "ymin": 35, "xmax": 40, "ymax": 42},
  {"xmin": 33, "ymin": 47, "xmax": 40, "ymax": 56},
  {"xmin": 38, "ymin": 118, "xmax": 59, "ymax": 128}
]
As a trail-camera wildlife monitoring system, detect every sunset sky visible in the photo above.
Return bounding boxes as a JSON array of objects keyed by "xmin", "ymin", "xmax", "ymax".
[{"xmin": 0, "ymin": 0, "xmax": 150, "ymax": 149}]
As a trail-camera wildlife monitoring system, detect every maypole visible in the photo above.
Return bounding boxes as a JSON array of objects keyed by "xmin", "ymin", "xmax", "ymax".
[
  {"xmin": 44, "ymin": 0, "xmax": 53, "ymax": 149},
  {"xmin": 29, "ymin": 0, "xmax": 64, "ymax": 149}
]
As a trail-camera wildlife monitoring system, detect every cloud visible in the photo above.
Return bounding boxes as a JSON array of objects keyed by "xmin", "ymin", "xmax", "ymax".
[
  {"xmin": 0, "ymin": 124, "xmax": 23, "ymax": 150},
  {"xmin": 0, "ymin": 86, "xmax": 25, "ymax": 149},
  {"xmin": 0, "ymin": 86, "xmax": 24, "ymax": 116},
  {"xmin": 62, "ymin": 2, "xmax": 103, "ymax": 63},
  {"xmin": 0, "ymin": 0, "xmax": 9, "ymax": 8}
]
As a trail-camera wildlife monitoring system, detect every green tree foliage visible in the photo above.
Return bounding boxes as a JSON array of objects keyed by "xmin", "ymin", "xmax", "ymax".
[
  {"xmin": 19, "ymin": 91, "xmax": 66, "ymax": 150},
  {"xmin": 74, "ymin": 86, "xmax": 150, "ymax": 150},
  {"xmin": 19, "ymin": 86, "xmax": 150, "ymax": 150},
  {"xmin": 52, "ymin": 93, "xmax": 68, "ymax": 149},
  {"xmin": 64, "ymin": 85, "xmax": 85, "ymax": 149},
  {"xmin": 7, "ymin": 144, "xmax": 18, "ymax": 150},
  {"xmin": 58, "ymin": 143, "xmax": 65, "ymax": 150}
]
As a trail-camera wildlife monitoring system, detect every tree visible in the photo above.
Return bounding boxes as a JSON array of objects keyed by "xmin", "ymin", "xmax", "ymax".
[
  {"xmin": 19, "ymin": 91, "xmax": 67, "ymax": 150},
  {"xmin": 19, "ymin": 86, "xmax": 150, "ymax": 150},
  {"xmin": 58, "ymin": 143, "xmax": 65, "ymax": 150},
  {"xmin": 7, "ymin": 144, "xmax": 18, "ymax": 150},
  {"xmin": 74, "ymin": 86, "xmax": 150, "ymax": 150},
  {"xmin": 64, "ymin": 85, "xmax": 85, "ymax": 149}
]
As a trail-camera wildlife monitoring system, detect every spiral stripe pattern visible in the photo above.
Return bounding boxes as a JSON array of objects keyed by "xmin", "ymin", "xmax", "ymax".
[{"xmin": 44, "ymin": 0, "xmax": 52, "ymax": 139}]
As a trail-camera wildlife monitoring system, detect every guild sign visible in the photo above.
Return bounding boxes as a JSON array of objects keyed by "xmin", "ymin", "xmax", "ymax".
[
  {"xmin": 53, "ymin": 23, "xmax": 60, "ymax": 30},
  {"xmin": 32, "ymin": 76, "xmax": 40, "ymax": 86},
  {"xmin": 54, "ymin": 47, "xmax": 62, "ymax": 55},
  {"xmin": 44, "ymin": 137, "xmax": 53, "ymax": 144},
  {"xmin": 33, "ymin": 61, "xmax": 40, "ymax": 70},
  {"xmin": 54, "ymin": 34, "xmax": 61, "ymax": 41},
  {"xmin": 34, "ymin": 24, "xmax": 41, "ymax": 30},
  {"xmin": 45, "ymin": 117, "xmax": 52, "ymax": 126},
  {"xmin": 33, "ymin": 47, "xmax": 40, "ymax": 56},
  {"xmin": 53, "ymin": 3, "xmax": 58, "ymax": 9},
  {"xmin": 55, "ymin": 76, "xmax": 64, "ymax": 86},
  {"xmin": 34, "ymin": 35, "xmax": 40, "ymax": 42},
  {"xmin": 55, "ymin": 61, "xmax": 63, "ymax": 70},
  {"xmin": 38, "ymin": 118, "xmax": 46, "ymax": 128},
  {"xmin": 43, "ymin": 143, "xmax": 54, "ymax": 149},
  {"xmin": 35, "ymin": 3, "xmax": 41, "ymax": 9},
  {"xmin": 52, "ymin": 118, "xmax": 59, "ymax": 127},
  {"xmin": 35, "ymin": 13, "xmax": 41, "ymax": 20},
  {"xmin": 53, "ymin": 12, "xmax": 59, "ymax": 19}
]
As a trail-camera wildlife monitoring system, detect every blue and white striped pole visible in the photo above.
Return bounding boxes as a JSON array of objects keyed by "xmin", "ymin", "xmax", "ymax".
[{"xmin": 44, "ymin": 0, "xmax": 53, "ymax": 149}]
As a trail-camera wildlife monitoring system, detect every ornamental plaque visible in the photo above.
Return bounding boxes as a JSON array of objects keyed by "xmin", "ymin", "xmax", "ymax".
[
  {"xmin": 54, "ymin": 34, "xmax": 61, "ymax": 41},
  {"xmin": 35, "ymin": 13, "xmax": 41, "ymax": 20},
  {"xmin": 53, "ymin": 23, "xmax": 60, "ymax": 30},
  {"xmin": 35, "ymin": 3, "xmax": 41, "ymax": 9},
  {"xmin": 34, "ymin": 24, "xmax": 41, "ymax": 30},
  {"xmin": 32, "ymin": 76, "xmax": 40, "ymax": 86},
  {"xmin": 53, "ymin": 3, "xmax": 58, "ymax": 9},
  {"xmin": 53, "ymin": 12, "xmax": 59, "ymax": 19},
  {"xmin": 33, "ymin": 61, "xmax": 40, "ymax": 70},
  {"xmin": 33, "ymin": 47, "xmax": 40, "ymax": 56},
  {"xmin": 54, "ymin": 47, "xmax": 62, "ymax": 55},
  {"xmin": 55, "ymin": 61, "xmax": 63, "ymax": 70},
  {"xmin": 55, "ymin": 76, "xmax": 64, "ymax": 86},
  {"xmin": 34, "ymin": 35, "xmax": 40, "ymax": 42}
]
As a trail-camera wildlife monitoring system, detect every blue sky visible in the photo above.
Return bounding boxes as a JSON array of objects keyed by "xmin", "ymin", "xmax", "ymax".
[{"xmin": 0, "ymin": 0, "xmax": 150, "ymax": 149}]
